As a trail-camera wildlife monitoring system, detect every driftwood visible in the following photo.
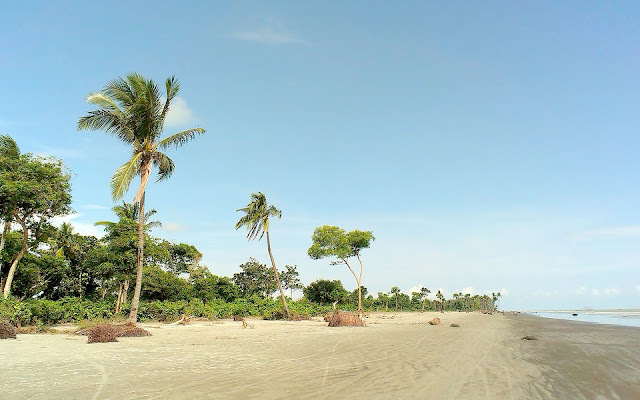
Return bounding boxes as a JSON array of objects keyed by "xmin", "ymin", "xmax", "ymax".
[{"xmin": 428, "ymin": 317, "xmax": 441, "ymax": 325}]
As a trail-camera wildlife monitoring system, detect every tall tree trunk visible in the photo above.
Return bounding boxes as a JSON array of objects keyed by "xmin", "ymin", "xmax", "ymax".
[
  {"xmin": 128, "ymin": 191, "xmax": 146, "ymax": 323},
  {"xmin": 266, "ymin": 229, "xmax": 290, "ymax": 318},
  {"xmin": 115, "ymin": 282, "xmax": 123, "ymax": 313},
  {"xmin": 123, "ymin": 280, "xmax": 129, "ymax": 303},
  {"xmin": 344, "ymin": 258, "xmax": 363, "ymax": 315},
  {"xmin": 356, "ymin": 254, "xmax": 364, "ymax": 314},
  {"xmin": 3, "ymin": 216, "xmax": 27, "ymax": 298}
]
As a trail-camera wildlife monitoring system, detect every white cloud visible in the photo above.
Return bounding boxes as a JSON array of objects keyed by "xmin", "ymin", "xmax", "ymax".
[
  {"xmin": 50, "ymin": 214, "xmax": 105, "ymax": 238},
  {"xmin": 591, "ymin": 288, "xmax": 600, "ymax": 296},
  {"xmin": 164, "ymin": 97, "xmax": 196, "ymax": 127},
  {"xmin": 636, "ymin": 285, "xmax": 640, "ymax": 294},
  {"xmin": 83, "ymin": 204, "xmax": 108, "ymax": 210},
  {"xmin": 232, "ymin": 26, "xmax": 306, "ymax": 45},
  {"xmin": 461, "ymin": 286, "xmax": 475, "ymax": 295},
  {"xmin": 161, "ymin": 222, "xmax": 189, "ymax": 233},
  {"xmin": 575, "ymin": 286, "xmax": 588, "ymax": 295},
  {"xmin": 603, "ymin": 288, "xmax": 619, "ymax": 296}
]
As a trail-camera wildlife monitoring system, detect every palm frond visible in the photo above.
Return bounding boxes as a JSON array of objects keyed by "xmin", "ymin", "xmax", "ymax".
[
  {"xmin": 77, "ymin": 110, "xmax": 135, "ymax": 144},
  {"xmin": 152, "ymin": 151, "xmax": 175, "ymax": 182},
  {"xmin": 158, "ymin": 128, "xmax": 206, "ymax": 150},
  {"xmin": 110, "ymin": 153, "xmax": 142, "ymax": 201}
]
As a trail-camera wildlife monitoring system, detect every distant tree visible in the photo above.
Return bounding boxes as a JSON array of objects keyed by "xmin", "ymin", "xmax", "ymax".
[
  {"xmin": 78, "ymin": 73, "xmax": 205, "ymax": 323},
  {"xmin": 190, "ymin": 266, "xmax": 238, "ymax": 304},
  {"xmin": 390, "ymin": 286, "xmax": 401, "ymax": 311},
  {"xmin": 464, "ymin": 293, "xmax": 471, "ymax": 312},
  {"xmin": 420, "ymin": 287, "xmax": 431, "ymax": 312},
  {"xmin": 235, "ymin": 192, "xmax": 290, "ymax": 318},
  {"xmin": 280, "ymin": 264, "xmax": 303, "ymax": 298},
  {"xmin": 436, "ymin": 290, "xmax": 445, "ymax": 313},
  {"xmin": 232, "ymin": 258, "xmax": 277, "ymax": 298},
  {"xmin": 308, "ymin": 225, "xmax": 374, "ymax": 314},
  {"xmin": 303, "ymin": 279, "xmax": 348, "ymax": 305},
  {"xmin": 492, "ymin": 292, "xmax": 502, "ymax": 311},
  {"xmin": 1, "ymin": 148, "xmax": 72, "ymax": 298}
]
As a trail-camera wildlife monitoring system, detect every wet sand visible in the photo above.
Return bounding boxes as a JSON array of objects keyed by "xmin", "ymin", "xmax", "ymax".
[
  {"xmin": 510, "ymin": 313, "xmax": 640, "ymax": 399},
  {"xmin": 1, "ymin": 312, "xmax": 639, "ymax": 399}
]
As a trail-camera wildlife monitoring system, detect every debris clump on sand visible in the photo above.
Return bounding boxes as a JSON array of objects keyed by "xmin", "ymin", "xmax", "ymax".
[
  {"xmin": 326, "ymin": 310, "xmax": 365, "ymax": 327},
  {"xmin": 521, "ymin": 335, "xmax": 538, "ymax": 341},
  {"xmin": 428, "ymin": 317, "xmax": 441, "ymax": 325},
  {"xmin": 84, "ymin": 323, "xmax": 151, "ymax": 344},
  {"xmin": 233, "ymin": 315, "xmax": 244, "ymax": 321},
  {"xmin": 0, "ymin": 321, "xmax": 17, "ymax": 339},
  {"xmin": 450, "ymin": 323, "xmax": 460, "ymax": 327}
]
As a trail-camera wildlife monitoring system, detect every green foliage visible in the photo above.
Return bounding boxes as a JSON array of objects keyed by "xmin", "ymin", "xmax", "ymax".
[
  {"xmin": 233, "ymin": 258, "xmax": 277, "ymax": 298},
  {"xmin": 308, "ymin": 226, "xmax": 375, "ymax": 261},
  {"xmin": 304, "ymin": 279, "xmax": 348, "ymax": 305}
]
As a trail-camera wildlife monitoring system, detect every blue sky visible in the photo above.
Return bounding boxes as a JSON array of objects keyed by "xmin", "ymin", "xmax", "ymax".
[{"xmin": 2, "ymin": 1, "xmax": 639, "ymax": 310}]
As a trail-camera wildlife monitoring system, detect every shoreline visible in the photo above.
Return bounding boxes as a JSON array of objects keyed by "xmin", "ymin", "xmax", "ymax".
[
  {"xmin": 1, "ymin": 312, "xmax": 639, "ymax": 399},
  {"xmin": 510, "ymin": 313, "xmax": 640, "ymax": 399}
]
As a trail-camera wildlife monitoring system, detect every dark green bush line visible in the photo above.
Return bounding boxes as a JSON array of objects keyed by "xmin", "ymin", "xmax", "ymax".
[{"xmin": 0, "ymin": 297, "xmax": 336, "ymax": 326}]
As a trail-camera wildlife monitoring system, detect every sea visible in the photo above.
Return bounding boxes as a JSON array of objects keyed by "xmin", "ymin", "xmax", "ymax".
[{"xmin": 526, "ymin": 310, "xmax": 640, "ymax": 328}]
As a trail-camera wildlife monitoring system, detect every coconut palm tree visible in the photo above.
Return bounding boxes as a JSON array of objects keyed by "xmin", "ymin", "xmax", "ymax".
[
  {"xmin": 436, "ymin": 290, "xmax": 445, "ymax": 313},
  {"xmin": 420, "ymin": 287, "xmax": 431, "ymax": 311},
  {"xmin": 78, "ymin": 73, "xmax": 205, "ymax": 322},
  {"xmin": 390, "ymin": 286, "xmax": 401, "ymax": 311},
  {"xmin": 235, "ymin": 192, "xmax": 290, "ymax": 318}
]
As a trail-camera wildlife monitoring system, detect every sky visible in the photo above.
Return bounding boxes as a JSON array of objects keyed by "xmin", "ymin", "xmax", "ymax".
[{"xmin": 1, "ymin": 1, "xmax": 639, "ymax": 310}]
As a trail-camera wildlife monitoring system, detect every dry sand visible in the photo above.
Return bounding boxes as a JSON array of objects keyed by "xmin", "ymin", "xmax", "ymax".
[{"xmin": 1, "ymin": 312, "xmax": 638, "ymax": 399}]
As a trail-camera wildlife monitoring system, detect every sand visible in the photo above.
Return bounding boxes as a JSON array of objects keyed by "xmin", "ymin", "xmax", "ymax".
[{"xmin": 1, "ymin": 312, "xmax": 638, "ymax": 399}]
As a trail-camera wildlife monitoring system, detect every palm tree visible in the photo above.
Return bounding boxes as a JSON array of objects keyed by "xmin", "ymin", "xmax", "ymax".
[
  {"xmin": 420, "ymin": 287, "xmax": 431, "ymax": 312},
  {"xmin": 436, "ymin": 290, "xmax": 444, "ymax": 313},
  {"xmin": 78, "ymin": 73, "xmax": 205, "ymax": 323},
  {"xmin": 390, "ymin": 286, "xmax": 401, "ymax": 310},
  {"xmin": 235, "ymin": 192, "xmax": 290, "ymax": 318}
]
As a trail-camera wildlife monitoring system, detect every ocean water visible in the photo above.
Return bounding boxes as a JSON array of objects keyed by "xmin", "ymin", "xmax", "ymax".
[{"xmin": 528, "ymin": 311, "xmax": 640, "ymax": 328}]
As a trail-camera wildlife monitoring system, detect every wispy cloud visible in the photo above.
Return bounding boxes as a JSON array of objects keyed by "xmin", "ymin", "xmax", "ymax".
[
  {"xmin": 572, "ymin": 225, "xmax": 640, "ymax": 241},
  {"xmin": 231, "ymin": 20, "xmax": 307, "ymax": 45},
  {"xmin": 575, "ymin": 286, "xmax": 619, "ymax": 296},
  {"xmin": 164, "ymin": 97, "xmax": 197, "ymax": 127}
]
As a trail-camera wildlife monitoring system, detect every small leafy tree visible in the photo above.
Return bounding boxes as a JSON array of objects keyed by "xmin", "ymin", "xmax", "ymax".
[
  {"xmin": 280, "ymin": 264, "xmax": 303, "ymax": 298},
  {"xmin": 308, "ymin": 226, "xmax": 374, "ymax": 314},
  {"xmin": 232, "ymin": 258, "xmax": 277, "ymax": 299},
  {"xmin": 303, "ymin": 279, "xmax": 348, "ymax": 305}
]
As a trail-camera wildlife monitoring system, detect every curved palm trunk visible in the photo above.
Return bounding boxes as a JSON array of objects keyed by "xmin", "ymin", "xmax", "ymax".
[
  {"xmin": 266, "ymin": 229, "xmax": 290, "ymax": 318},
  {"xmin": 3, "ymin": 216, "xmax": 27, "ymax": 298},
  {"xmin": 128, "ymin": 192, "xmax": 146, "ymax": 323}
]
